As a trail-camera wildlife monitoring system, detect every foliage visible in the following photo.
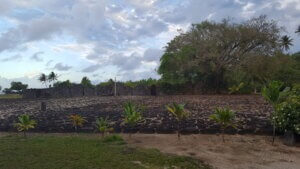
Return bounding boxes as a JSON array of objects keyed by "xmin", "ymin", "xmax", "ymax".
[
  {"xmin": 0, "ymin": 85, "xmax": 2, "ymax": 91},
  {"xmin": 81, "ymin": 76, "xmax": 93, "ymax": 88},
  {"xmin": 158, "ymin": 15, "xmax": 283, "ymax": 93},
  {"xmin": 280, "ymin": 35, "xmax": 293, "ymax": 51},
  {"xmin": 262, "ymin": 81, "xmax": 284, "ymax": 106},
  {"xmin": 14, "ymin": 114, "xmax": 36, "ymax": 137},
  {"xmin": 0, "ymin": 135, "xmax": 210, "ymax": 169},
  {"xmin": 38, "ymin": 73, "xmax": 48, "ymax": 87},
  {"xmin": 210, "ymin": 108, "xmax": 236, "ymax": 142},
  {"xmin": 98, "ymin": 79, "xmax": 114, "ymax": 87},
  {"xmin": 166, "ymin": 103, "xmax": 189, "ymax": 139},
  {"xmin": 296, "ymin": 25, "xmax": 300, "ymax": 34},
  {"xmin": 122, "ymin": 102, "xmax": 143, "ymax": 129},
  {"xmin": 95, "ymin": 117, "xmax": 113, "ymax": 137},
  {"xmin": 10, "ymin": 81, "xmax": 28, "ymax": 92},
  {"xmin": 53, "ymin": 80, "xmax": 73, "ymax": 88},
  {"xmin": 69, "ymin": 114, "xmax": 86, "ymax": 132},
  {"xmin": 274, "ymin": 86, "xmax": 300, "ymax": 134},
  {"xmin": 101, "ymin": 135, "xmax": 124, "ymax": 144},
  {"xmin": 48, "ymin": 72, "xmax": 58, "ymax": 83},
  {"xmin": 228, "ymin": 82, "xmax": 245, "ymax": 94}
]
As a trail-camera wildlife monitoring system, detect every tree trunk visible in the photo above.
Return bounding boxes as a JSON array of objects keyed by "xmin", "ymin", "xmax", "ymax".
[
  {"xmin": 272, "ymin": 122, "xmax": 276, "ymax": 145},
  {"xmin": 222, "ymin": 128, "xmax": 225, "ymax": 143},
  {"xmin": 177, "ymin": 123, "xmax": 181, "ymax": 140},
  {"xmin": 283, "ymin": 131, "xmax": 295, "ymax": 146}
]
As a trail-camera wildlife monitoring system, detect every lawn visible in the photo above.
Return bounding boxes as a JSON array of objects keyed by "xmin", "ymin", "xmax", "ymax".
[
  {"xmin": 0, "ymin": 134, "xmax": 210, "ymax": 169},
  {"xmin": 0, "ymin": 94, "xmax": 22, "ymax": 99}
]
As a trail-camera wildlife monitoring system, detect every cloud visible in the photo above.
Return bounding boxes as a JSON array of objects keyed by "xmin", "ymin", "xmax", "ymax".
[
  {"xmin": 30, "ymin": 51, "xmax": 44, "ymax": 62},
  {"xmin": 53, "ymin": 63, "xmax": 72, "ymax": 71},
  {"xmin": 82, "ymin": 64, "xmax": 101, "ymax": 73},
  {"xmin": 143, "ymin": 48, "xmax": 163, "ymax": 62},
  {"xmin": 1, "ymin": 54, "xmax": 22, "ymax": 62}
]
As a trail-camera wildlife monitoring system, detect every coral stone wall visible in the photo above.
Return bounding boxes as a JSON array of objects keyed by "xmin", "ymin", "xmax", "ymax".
[{"xmin": 0, "ymin": 95, "xmax": 273, "ymax": 134}]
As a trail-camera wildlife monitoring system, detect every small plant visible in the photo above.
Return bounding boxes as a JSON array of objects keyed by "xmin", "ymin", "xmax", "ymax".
[
  {"xmin": 122, "ymin": 102, "xmax": 143, "ymax": 138},
  {"xmin": 166, "ymin": 103, "xmax": 189, "ymax": 140},
  {"xmin": 95, "ymin": 117, "xmax": 113, "ymax": 138},
  {"xmin": 69, "ymin": 114, "xmax": 86, "ymax": 132},
  {"xmin": 210, "ymin": 108, "xmax": 236, "ymax": 142},
  {"xmin": 261, "ymin": 81, "xmax": 283, "ymax": 145},
  {"xmin": 228, "ymin": 82, "xmax": 244, "ymax": 94},
  {"xmin": 15, "ymin": 114, "xmax": 36, "ymax": 137},
  {"xmin": 102, "ymin": 135, "xmax": 125, "ymax": 144}
]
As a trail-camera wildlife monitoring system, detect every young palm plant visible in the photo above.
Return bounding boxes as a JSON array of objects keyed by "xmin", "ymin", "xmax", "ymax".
[
  {"xmin": 210, "ymin": 108, "xmax": 236, "ymax": 142},
  {"xmin": 69, "ymin": 114, "xmax": 86, "ymax": 133},
  {"xmin": 122, "ymin": 102, "xmax": 143, "ymax": 139},
  {"xmin": 262, "ymin": 81, "xmax": 283, "ymax": 145},
  {"xmin": 15, "ymin": 114, "xmax": 36, "ymax": 137},
  {"xmin": 95, "ymin": 117, "xmax": 113, "ymax": 138},
  {"xmin": 166, "ymin": 103, "xmax": 189, "ymax": 140}
]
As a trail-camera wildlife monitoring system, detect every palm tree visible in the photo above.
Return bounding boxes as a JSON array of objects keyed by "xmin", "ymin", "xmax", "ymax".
[
  {"xmin": 295, "ymin": 25, "xmax": 300, "ymax": 35},
  {"xmin": 122, "ymin": 102, "xmax": 143, "ymax": 139},
  {"xmin": 95, "ymin": 117, "xmax": 113, "ymax": 138},
  {"xmin": 262, "ymin": 81, "xmax": 283, "ymax": 145},
  {"xmin": 69, "ymin": 114, "xmax": 86, "ymax": 133},
  {"xmin": 38, "ymin": 73, "xmax": 48, "ymax": 87},
  {"xmin": 48, "ymin": 72, "xmax": 58, "ymax": 86},
  {"xmin": 280, "ymin": 35, "xmax": 293, "ymax": 52},
  {"xmin": 210, "ymin": 108, "xmax": 236, "ymax": 142},
  {"xmin": 14, "ymin": 114, "xmax": 36, "ymax": 137},
  {"xmin": 166, "ymin": 103, "xmax": 189, "ymax": 140}
]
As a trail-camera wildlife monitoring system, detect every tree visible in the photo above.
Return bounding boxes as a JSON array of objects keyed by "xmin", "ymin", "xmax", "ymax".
[
  {"xmin": 81, "ymin": 76, "xmax": 93, "ymax": 87},
  {"xmin": 262, "ymin": 81, "xmax": 284, "ymax": 145},
  {"xmin": 296, "ymin": 25, "xmax": 300, "ymax": 35},
  {"xmin": 166, "ymin": 103, "xmax": 189, "ymax": 140},
  {"xmin": 14, "ymin": 114, "xmax": 36, "ymax": 137},
  {"xmin": 210, "ymin": 108, "xmax": 236, "ymax": 142},
  {"xmin": 69, "ymin": 114, "xmax": 86, "ymax": 133},
  {"xmin": 280, "ymin": 35, "xmax": 293, "ymax": 52},
  {"xmin": 158, "ymin": 15, "xmax": 283, "ymax": 93},
  {"xmin": 95, "ymin": 117, "xmax": 113, "ymax": 138},
  {"xmin": 39, "ymin": 73, "xmax": 48, "ymax": 87},
  {"xmin": 53, "ymin": 80, "xmax": 72, "ymax": 88},
  {"xmin": 48, "ymin": 72, "xmax": 58, "ymax": 85},
  {"xmin": 122, "ymin": 102, "xmax": 143, "ymax": 138},
  {"xmin": 0, "ymin": 85, "xmax": 2, "ymax": 92},
  {"xmin": 10, "ymin": 81, "xmax": 28, "ymax": 93}
]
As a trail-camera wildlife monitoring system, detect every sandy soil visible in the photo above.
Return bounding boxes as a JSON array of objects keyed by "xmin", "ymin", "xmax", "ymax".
[{"xmin": 124, "ymin": 134, "xmax": 300, "ymax": 169}]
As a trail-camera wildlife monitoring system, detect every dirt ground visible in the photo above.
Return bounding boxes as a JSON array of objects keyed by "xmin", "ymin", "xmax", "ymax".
[{"xmin": 124, "ymin": 134, "xmax": 300, "ymax": 169}]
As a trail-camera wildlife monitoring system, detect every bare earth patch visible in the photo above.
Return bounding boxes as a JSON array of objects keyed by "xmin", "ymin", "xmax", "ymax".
[{"xmin": 124, "ymin": 134, "xmax": 300, "ymax": 169}]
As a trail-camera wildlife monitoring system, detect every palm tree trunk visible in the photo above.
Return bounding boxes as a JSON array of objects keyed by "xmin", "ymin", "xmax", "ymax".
[
  {"xmin": 272, "ymin": 123, "xmax": 276, "ymax": 145},
  {"xmin": 177, "ymin": 122, "xmax": 181, "ymax": 140},
  {"xmin": 222, "ymin": 127, "xmax": 225, "ymax": 143}
]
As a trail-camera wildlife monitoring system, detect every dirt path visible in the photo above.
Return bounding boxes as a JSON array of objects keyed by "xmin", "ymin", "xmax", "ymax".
[{"xmin": 124, "ymin": 134, "xmax": 300, "ymax": 169}]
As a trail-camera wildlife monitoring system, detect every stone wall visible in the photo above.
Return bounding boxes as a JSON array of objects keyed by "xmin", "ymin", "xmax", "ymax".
[
  {"xmin": 23, "ymin": 83, "xmax": 158, "ymax": 99},
  {"xmin": 0, "ymin": 95, "xmax": 273, "ymax": 134}
]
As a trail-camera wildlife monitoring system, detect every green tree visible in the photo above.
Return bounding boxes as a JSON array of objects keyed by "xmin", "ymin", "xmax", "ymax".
[
  {"xmin": 81, "ymin": 76, "xmax": 93, "ymax": 87},
  {"xmin": 280, "ymin": 35, "xmax": 293, "ymax": 52},
  {"xmin": 158, "ymin": 15, "xmax": 283, "ymax": 93},
  {"xmin": 122, "ymin": 102, "xmax": 143, "ymax": 138},
  {"xmin": 48, "ymin": 72, "xmax": 58, "ymax": 86},
  {"xmin": 262, "ymin": 81, "xmax": 284, "ymax": 145},
  {"xmin": 95, "ymin": 117, "xmax": 113, "ymax": 138},
  {"xmin": 210, "ymin": 108, "xmax": 236, "ymax": 142},
  {"xmin": 14, "ymin": 114, "xmax": 36, "ymax": 137},
  {"xmin": 39, "ymin": 73, "xmax": 48, "ymax": 87},
  {"xmin": 53, "ymin": 80, "xmax": 72, "ymax": 88},
  {"xmin": 166, "ymin": 103, "xmax": 189, "ymax": 140},
  {"xmin": 10, "ymin": 81, "xmax": 28, "ymax": 93}
]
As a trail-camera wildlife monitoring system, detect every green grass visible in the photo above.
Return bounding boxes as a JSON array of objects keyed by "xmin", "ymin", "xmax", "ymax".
[
  {"xmin": 0, "ymin": 134, "xmax": 210, "ymax": 169},
  {"xmin": 0, "ymin": 94, "xmax": 22, "ymax": 99}
]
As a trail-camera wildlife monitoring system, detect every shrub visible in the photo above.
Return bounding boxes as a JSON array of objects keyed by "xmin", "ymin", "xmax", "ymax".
[
  {"xmin": 15, "ymin": 114, "xmax": 36, "ymax": 137},
  {"xmin": 228, "ymin": 82, "xmax": 245, "ymax": 94},
  {"xmin": 122, "ymin": 102, "xmax": 143, "ymax": 138},
  {"xmin": 210, "ymin": 108, "xmax": 236, "ymax": 142},
  {"xmin": 166, "ymin": 103, "xmax": 189, "ymax": 140},
  {"xmin": 95, "ymin": 117, "xmax": 113, "ymax": 137},
  {"xmin": 69, "ymin": 114, "xmax": 86, "ymax": 132}
]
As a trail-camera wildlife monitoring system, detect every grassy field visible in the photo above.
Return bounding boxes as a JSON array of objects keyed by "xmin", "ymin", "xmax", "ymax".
[
  {"xmin": 0, "ymin": 94, "xmax": 22, "ymax": 99},
  {"xmin": 0, "ymin": 134, "xmax": 210, "ymax": 169}
]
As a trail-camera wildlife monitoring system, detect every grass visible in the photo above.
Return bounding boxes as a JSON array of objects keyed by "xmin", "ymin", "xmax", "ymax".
[
  {"xmin": 0, "ymin": 94, "xmax": 22, "ymax": 99},
  {"xmin": 0, "ymin": 134, "xmax": 210, "ymax": 169}
]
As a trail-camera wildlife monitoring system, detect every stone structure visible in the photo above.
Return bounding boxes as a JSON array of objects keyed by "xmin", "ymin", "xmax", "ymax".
[
  {"xmin": 0, "ymin": 95, "xmax": 273, "ymax": 134},
  {"xmin": 23, "ymin": 83, "xmax": 158, "ymax": 99}
]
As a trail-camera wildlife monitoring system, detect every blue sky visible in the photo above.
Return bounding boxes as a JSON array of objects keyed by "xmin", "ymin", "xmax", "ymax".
[{"xmin": 0, "ymin": 0, "xmax": 299, "ymax": 89}]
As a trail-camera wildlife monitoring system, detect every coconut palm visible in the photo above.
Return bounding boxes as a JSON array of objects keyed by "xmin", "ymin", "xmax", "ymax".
[
  {"xmin": 69, "ymin": 114, "xmax": 86, "ymax": 133},
  {"xmin": 262, "ymin": 81, "xmax": 283, "ymax": 145},
  {"xmin": 38, "ymin": 73, "xmax": 48, "ymax": 87},
  {"xmin": 122, "ymin": 102, "xmax": 143, "ymax": 138},
  {"xmin": 280, "ymin": 35, "xmax": 293, "ymax": 52},
  {"xmin": 210, "ymin": 108, "xmax": 236, "ymax": 142},
  {"xmin": 48, "ymin": 72, "xmax": 58, "ymax": 86},
  {"xmin": 95, "ymin": 117, "xmax": 113, "ymax": 138},
  {"xmin": 166, "ymin": 103, "xmax": 189, "ymax": 140},
  {"xmin": 15, "ymin": 114, "xmax": 36, "ymax": 137}
]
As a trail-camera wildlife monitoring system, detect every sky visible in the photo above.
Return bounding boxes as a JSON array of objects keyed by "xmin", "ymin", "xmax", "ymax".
[{"xmin": 0, "ymin": 0, "xmax": 299, "ymax": 89}]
